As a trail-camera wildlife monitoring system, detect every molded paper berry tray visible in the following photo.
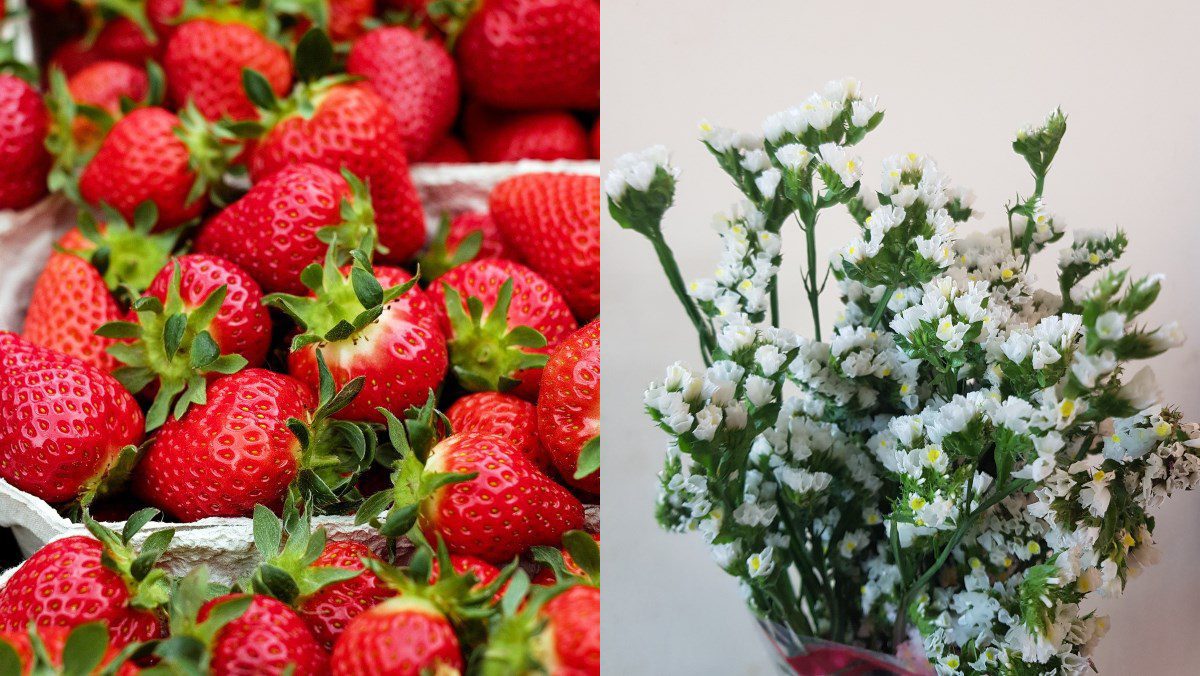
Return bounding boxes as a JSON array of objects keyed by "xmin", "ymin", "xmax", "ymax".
[{"xmin": 0, "ymin": 159, "xmax": 601, "ymax": 584}]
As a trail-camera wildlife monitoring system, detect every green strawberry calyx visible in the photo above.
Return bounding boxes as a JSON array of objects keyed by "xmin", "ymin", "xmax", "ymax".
[
  {"xmin": 353, "ymin": 395, "xmax": 474, "ymax": 539},
  {"xmin": 96, "ymin": 261, "xmax": 249, "ymax": 431},
  {"xmin": 442, "ymin": 278, "xmax": 549, "ymax": 392},
  {"xmin": 82, "ymin": 508, "xmax": 177, "ymax": 613},
  {"xmin": 173, "ymin": 102, "xmax": 245, "ymax": 208},
  {"xmin": 264, "ymin": 234, "xmax": 417, "ymax": 352},
  {"xmin": 426, "ymin": 0, "xmax": 482, "ymax": 50},
  {"xmin": 529, "ymin": 530, "xmax": 601, "ymax": 586},
  {"xmin": 245, "ymin": 501, "xmax": 363, "ymax": 606},
  {"xmin": 315, "ymin": 169, "xmax": 388, "ymax": 258},
  {"xmin": 417, "ymin": 214, "xmax": 483, "ymax": 281},
  {"xmin": 61, "ymin": 202, "xmax": 182, "ymax": 302},
  {"xmin": 286, "ymin": 350, "xmax": 378, "ymax": 510},
  {"xmin": 5, "ymin": 620, "xmax": 149, "ymax": 676},
  {"xmin": 476, "ymin": 575, "xmax": 586, "ymax": 676},
  {"xmin": 151, "ymin": 565, "xmax": 252, "ymax": 672}
]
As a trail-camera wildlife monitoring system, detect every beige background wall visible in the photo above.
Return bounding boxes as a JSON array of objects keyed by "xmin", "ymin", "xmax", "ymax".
[{"xmin": 600, "ymin": 1, "xmax": 1200, "ymax": 673}]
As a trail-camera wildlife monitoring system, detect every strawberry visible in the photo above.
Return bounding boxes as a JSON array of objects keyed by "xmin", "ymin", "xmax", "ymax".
[
  {"xmin": 0, "ymin": 513, "xmax": 174, "ymax": 651},
  {"xmin": 246, "ymin": 505, "xmax": 392, "ymax": 651},
  {"xmin": 537, "ymin": 320, "xmax": 599, "ymax": 493},
  {"xmin": 243, "ymin": 32, "xmax": 426, "ymax": 264},
  {"xmin": 490, "ymin": 173, "xmax": 600, "ymax": 320},
  {"xmin": 194, "ymin": 164, "xmax": 376, "ymax": 295},
  {"xmin": 94, "ymin": 18, "xmax": 160, "ymax": 65},
  {"xmin": 417, "ymin": 211, "xmax": 512, "ymax": 281},
  {"xmin": 480, "ymin": 583, "xmax": 600, "ymax": 676},
  {"xmin": 447, "ymin": 391, "xmax": 548, "ymax": 468},
  {"xmin": 266, "ymin": 239, "xmax": 448, "ymax": 424},
  {"xmin": 456, "ymin": 0, "xmax": 599, "ymax": 110},
  {"xmin": 49, "ymin": 39, "xmax": 105, "ymax": 78},
  {"xmin": 164, "ymin": 14, "xmax": 291, "ymax": 121},
  {"xmin": 346, "ymin": 25, "xmax": 459, "ymax": 161},
  {"xmin": 62, "ymin": 60, "xmax": 152, "ymax": 148},
  {"xmin": 464, "ymin": 107, "xmax": 590, "ymax": 163},
  {"xmin": 76, "ymin": 105, "xmax": 239, "ymax": 229},
  {"xmin": 0, "ymin": 67, "xmax": 51, "ymax": 210},
  {"xmin": 132, "ymin": 359, "xmax": 373, "ymax": 520},
  {"xmin": 423, "ymin": 135, "xmax": 471, "ymax": 163},
  {"xmin": 329, "ymin": 544, "xmax": 511, "ymax": 676},
  {"xmin": 0, "ymin": 622, "xmax": 142, "ymax": 676},
  {"xmin": 428, "ymin": 257, "xmax": 577, "ymax": 398},
  {"xmin": 22, "ymin": 205, "xmax": 179, "ymax": 373},
  {"xmin": 98, "ymin": 253, "xmax": 270, "ymax": 429},
  {"xmin": 589, "ymin": 119, "xmax": 599, "ymax": 158},
  {"xmin": 531, "ymin": 531, "xmax": 599, "ymax": 585},
  {"xmin": 331, "ymin": 596, "xmax": 462, "ymax": 675},
  {"xmin": 368, "ymin": 410, "xmax": 584, "ymax": 562},
  {"xmin": 0, "ymin": 332, "xmax": 144, "ymax": 505},
  {"xmin": 199, "ymin": 595, "xmax": 328, "ymax": 675}
]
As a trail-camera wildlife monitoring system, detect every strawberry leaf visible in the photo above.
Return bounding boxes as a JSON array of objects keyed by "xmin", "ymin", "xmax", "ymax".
[{"xmin": 574, "ymin": 435, "xmax": 600, "ymax": 479}]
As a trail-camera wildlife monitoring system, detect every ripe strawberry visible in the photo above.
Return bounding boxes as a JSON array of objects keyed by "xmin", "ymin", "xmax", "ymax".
[
  {"xmin": 143, "ymin": 254, "xmax": 271, "ymax": 367},
  {"xmin": 464, "ymin": 107, "xmax": 590, "ymax": 163},
  {"xmin": 346, "ymin": 26, "xmax": 459, "ymax": 161},
  {"xmin": 0, "ymin": 71, "xmax": 51, "ymax": 210},
  {"xmin": 133, "ymin": 361, "xmax": 373, "ymax": 520},
  {"xmin": 49, "ymin": 39, "xmax": 104, "ymax": 78},
  {"xmin": 479, "ymin": 583, "xmax": 600, "ymax": 676},
  {"xmin": 195, "ymin": 164, "xmax": 375, "ymax": 295},
  {"xmin": 62, "ymin": 60, "xmax": 152, "ymax": 148},
  {"xmin": 590, "ymin": 119, "xmax": 599, "ymax": 157},
  {"xmin": 22, "ymin": 205, "xmax": 179, "ymax": 373},
  {"xmin": 164, "ymin": 16, "xmax": 291, "ymax": 121},
  {"xmin": 423, "ymin": 135, "xmax": 471, "ymax": 163},
  {"xmin": 77, "ymin": 105, "xmax": 239, "ymax": 229},
  {"xmin": 531, "ymin": 531, "xmax": 600, "ymax": 585},
  {"xmin": 417, "ymin": 211, "xmax": 512, "ymax": 280},
  {"xmin": 447, "ymin": 391, "xmax": 548, "ymax": 468},
  {"xmin": 375, "ymin": 424, "xmax": 584, "ymax": 562},
  {"xmin": 536, "ymin": 585, "xmax": 600, "ymax": 675},
  {"xmin": 0, "ymin": 332, "xmax": 144, "ymax": 504},
  {"xmin": 0, "ymin": 514, "xmax": 173, "ymax": 650},
  {"xmin": 94, "ymin": 18, "xmax": 160, "ymax": 65},
  {"xmin": 537, "ymin": 320, "xmax": 599, "ymax": 493},
  {"xmin": 456, "ymin": 0, "xmax": 599, "ymax": 110},
  {"xmin": 267, "ymin": 240, "xmax": 448, "ymax": 424},
  {"xmin": 246, "ymin": 506, "xmax": 392, "ymax": 651},
  {"xmin": 331, "ymin": 596, "xmax": 462, "ymax": 675},
  {"xmin": 0, "ymin": 623, "xmax": 141, "ymax": 676},
  {"xmin": 199, "ymin": 594, "xmax": 328, "ymax": 675},
  {"xmin": 490, "ymin": 173, "xmax": 600, "ymax": 320},
  {"xmin": 429, "ymin": 554, "xmax": 502, "ymax": 589},
  {"xmin": 244, "ymin": 34, "xmax": 426, "ymax": 263},
  {"xmin": 429, "ymin": 257, "xmax": 577, "ymax": 398}
]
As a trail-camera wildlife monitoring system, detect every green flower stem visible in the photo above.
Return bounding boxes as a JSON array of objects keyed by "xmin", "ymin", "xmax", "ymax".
[
  {"xmin": 868, "ymin": 285, "xmax": 894, "ymax": 330},
  {"xmin": 648, "ymin": 231, "xmax": 715, "ymax": 364},
  {"xmin": 803, "ymin": 217, "xmax": 823, "ymax": 342},
  {"xmin": 770, "ymin": 285, "xmax": 780, "ymax": 329}
]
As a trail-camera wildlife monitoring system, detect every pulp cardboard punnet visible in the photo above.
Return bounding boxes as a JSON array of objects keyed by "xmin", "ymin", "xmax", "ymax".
[{"xmin": 0, "ymin": 160, "xmax": 601, "ymax": 584}]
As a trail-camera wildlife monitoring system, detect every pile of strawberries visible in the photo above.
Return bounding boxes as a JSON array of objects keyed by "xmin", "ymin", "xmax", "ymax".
[{"xmin": 0, "ymin": 0, "xmax": 599, "ymax": 673}]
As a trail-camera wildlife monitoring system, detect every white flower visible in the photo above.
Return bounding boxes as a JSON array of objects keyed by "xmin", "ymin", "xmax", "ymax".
[
  {"xmin": 745, "ymin": 375, "xmax": 775, "ymax": 407},
  {"xmin": 755, "ymin": 168, "xmax": 782, "ymax": 197},
  {"xmin": 693, "ymin": 404, "xmax": 723, "ymax": 441},
  {"xmin": 746, "ymin": 546, "xmax": 777, "ymax": 578},
  {"xmin": 818, "ymin": 143, "xmax": 863, "ymax": 186},
  {"xmin": 1149, "ymin": 322, "xmax": 1186, "ymax": 351},
  {"xmin": 606, "ymin": 145, "xmax": 678, "ymax": 202},
  {"xmin": 838, "ymin": 530, "xmax": 870, "ymax": 558},
  {"xmin": 755, "ymin": 344, "xmax": 786, "ymax": 376},
  {"xmin": 775, "ymin": 144, "xmax": 813, "ymax": 172},
  {"xmin": 1094, "ymin": 311, "xmax": 1126, "ymax": 341}
]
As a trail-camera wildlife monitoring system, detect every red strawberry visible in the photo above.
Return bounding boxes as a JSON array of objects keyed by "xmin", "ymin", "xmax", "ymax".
[
  {"xmin": 0, "ymin": 333, "xmax": 144, "ymax": 504},
  {"xmin": 429, "ymin": 257, "xmax": 577, "ymax": 398},
  {"xmin": 296, "ymin": 541, "xmax": 391, "ymax": 650},
  {"xmin": 67, "ymin": 60, "xmax": 149, "ymax": 118},
  {"xmin": 456, "ymin": 0, "xmax": 599, "ymax": 110},
  {"xmin": 143, "ymin": 254, "xmax": 271, "ymax": 367},
  {"xmin": 589, "ymin": 120, "xmax": 599, "ymax": 158},
  {"xmin": 419, "ymin": 432, "xmax": 583, "ymax": 562},
  {"xmin": 537, "ymin": 585, "xmax": 600, "ymax": 675},
  {"xmin": 164, "ymin": 17, "xmax": 291, "ymax": 121},
  {"xmin": 447, "ymin": 391, "xmax": 548, "ymax": 468},
  {"xmin": 195, "ymin": 163, "xmax": 376, "ymax": 295},
  {"xmin": 0, "ymin": 623, "xmax": 141, "ymax": 676},
  {"xmin": 0, "ymin": 73, "xmax": 51, "ymax": 210},
  {"xmin": 464, "ymin": 107, "xmax": 590, "ymax": 163},
  {"xmin": 346, "ymin": 26, "xmax": 459, "ymax": 161},
  {"xmin": 199, "ymin": 595, "xmax": 328, "ymax": 675},
  {"xmin": 429, "ymin": 554, "xmax": 507, "ymax": 604},
  {"xmin": 537, "ymin": 320, "xmax": 599, "ymax": 493},
  {"xmin": 94, "ymin": 18, "xmax": 160, "ymax": 65},
  {"xmin": 268, "ymin": 242, "xmax": 448, "ymax": 424},
  {"xmin": 77, "ymin": 106, "xmax": 238, "ymax": 229},
  {"xmin": 331, "ymin": 596, "xmax": 462, "ymax": 676},
  {"xmin": 532, "ymin": 532, "xmax": 600, "ymax": 585},
  {"xmin": 22, "ymin": 206, "xmax": 180, "ymax": 373},
  {"xmin": 0, "ymin": 515, "xmax": 173, "ymax": 651},
  {"xmin": 246, "ymin": 39, "xmax": 426, "ymax": 263},
  {"xmin": 49, "ymin": 39, "xmax": 105, "ymax": 78},
  {"xmin": 133, "ymin": 363, "xmax": 372, "ymax": 520},
  {"xmin": 448, "ymin": 212, "xmax": 511, "ymax": 260},
  {"xmin": 490, "ymin": 173, "xmax": 600, "ymax": 320},
  {"xmin": 423, "ymin": 135, "xmax": 471, "ymax": 163}
]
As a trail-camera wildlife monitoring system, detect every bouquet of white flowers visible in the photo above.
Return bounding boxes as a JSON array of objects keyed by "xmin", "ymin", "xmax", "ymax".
[{"xmin": 606, "ymin": 78, "xmax": 1200, "ymax": 675}]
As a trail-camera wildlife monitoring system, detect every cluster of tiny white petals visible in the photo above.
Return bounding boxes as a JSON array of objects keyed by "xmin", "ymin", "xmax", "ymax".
[{"xmin": 604, "ymin": 145, "xmax": 678, "ymax": 203}]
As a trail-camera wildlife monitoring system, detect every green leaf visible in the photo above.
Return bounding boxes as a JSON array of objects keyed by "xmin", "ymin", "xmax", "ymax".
[
  {"xmin": 500, "ymin": 569, "xmax": 531, "ymax": 617},
  {"xmin": 95, "ymin": 321, "xmax": 142, "ymax": 339},
  {"xmin": 242, "ymin": 68, "xmax": 278, "ymax": 110},
  {"xmin": 253, "ymin": 505, "xmax": 283, "ymax": 558},
  {"xmin": 122, "ymin": 507, "xmax": 160, "ymax": 543},
  {"xmin": 294, "ymin": 28, "xmax": 334, "ymax": 82},
  {"xmin": 562, "ymin": 530, "xmax": 600, "ymax": 581},
  {"xmin": 380, "ymin": 504, "xmax": 419, "ymax": 538},
  {"xmin": 0, "ymin": 643, "xmax": 21, "ymax": 676},
  {"xmin": 130, "ymin": 528, "xmax": 175, "ymax": 580},
  {"xmin": 258, "ymin": 564, "xmax": 300, "ymax": 604},
  {"xmin": 574, "ymin": 436, "xmax": 600, "ymax": 480},
  {"xmin": 351, "ymin": 265, "xmax": 384, "ymax": 309},
  {"xmin": 189, "ymin": 331, "xmax": 220, "ymax": 368},
  {"xmin": 355, "ymin": 490, "xmax": 394, "ymax": 525},
  {"xmin": 61, "ymin": 622, "xmax": 109, "ymax": 676},
  {"xmin": 162, "ymin": 313, "xmax": 187, "ymax": 357}
]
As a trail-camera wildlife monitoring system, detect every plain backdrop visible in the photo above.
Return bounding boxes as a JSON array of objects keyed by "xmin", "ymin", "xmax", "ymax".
[{"xmin": 600, "ymin": 1, "xmax": 1200, "ymax": 674}]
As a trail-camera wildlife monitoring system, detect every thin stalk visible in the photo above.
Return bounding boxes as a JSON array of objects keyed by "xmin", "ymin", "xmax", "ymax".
[
  {"xmin": 868, "ymin": 286, "xmax": 894, "ymax": 330},
  {"xmin": 770, "ymin": 285, "xmax": 780, "ymax": 328},
  {"xmin": 649, "ymin": 232, "xmax": 714, "ymax": 364},
  {"xmin": 803, "ymin": 218, "xmax": 822, "ymax": 342}
]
